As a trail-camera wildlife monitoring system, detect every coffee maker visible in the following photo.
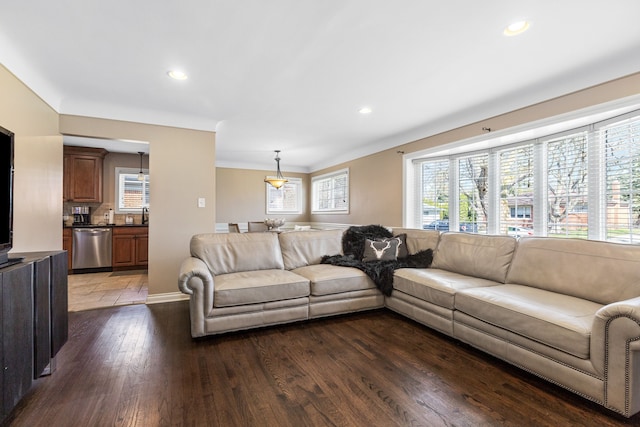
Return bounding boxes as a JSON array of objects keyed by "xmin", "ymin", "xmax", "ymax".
[{"xmin": 72, "ymin": 206, "xmax": 91, "ymax": 225}]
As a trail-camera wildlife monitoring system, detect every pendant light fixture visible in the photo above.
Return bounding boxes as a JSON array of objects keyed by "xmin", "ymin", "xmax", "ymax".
[
  {"xmin": 137, "ymin": 151, "xmax": 145, "ymax": 181},
  {"xmin": 264, "ymin": 150, "xmax": 288, "ymax": 189}
]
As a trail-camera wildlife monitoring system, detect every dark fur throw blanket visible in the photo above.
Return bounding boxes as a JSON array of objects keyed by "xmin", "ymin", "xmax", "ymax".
[{"xmin": 320, "ymin": 225, "xmax": 433, "ymax": 296}]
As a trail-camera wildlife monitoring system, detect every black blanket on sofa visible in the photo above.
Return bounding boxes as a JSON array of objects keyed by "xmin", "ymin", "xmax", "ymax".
[{"xmin": 320, "ymin": 225, "xmax": 433, "ymax": 296}]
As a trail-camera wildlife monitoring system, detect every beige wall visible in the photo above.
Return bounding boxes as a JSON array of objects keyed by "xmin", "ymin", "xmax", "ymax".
[
  {"xmin": 216, "ymin": 167, "xmax": 309, "ymax": 224},
  {"xmin": 59, "ymin": 115, "xmax": 216, "ymax": 296},
  {"xmin": 310, "ymin": 152, "xmax": 404, "ymax": 227},
  {"xmin": 311, "ymin": 72, "xmax": 640, "ymax": 228},
  {"xmin": 0, "ymin": 65, "xmax": 62, "ymax": 252}
]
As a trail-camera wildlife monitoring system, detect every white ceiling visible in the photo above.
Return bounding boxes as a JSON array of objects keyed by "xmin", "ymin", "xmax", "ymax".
[{"xmin": 1, "ymin": 1, "xmax": 639, "ymax": 172}]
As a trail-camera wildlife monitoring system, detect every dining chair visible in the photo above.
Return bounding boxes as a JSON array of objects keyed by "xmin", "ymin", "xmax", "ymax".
[{"xmin": 247, "ymin": 221, "xmax": 268, "ymax": 232}]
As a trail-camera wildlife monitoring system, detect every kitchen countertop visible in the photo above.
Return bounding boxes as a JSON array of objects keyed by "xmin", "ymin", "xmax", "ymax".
[{"xmin": 65, "ymin": 224, "xmax": 149, "ymax": 228}]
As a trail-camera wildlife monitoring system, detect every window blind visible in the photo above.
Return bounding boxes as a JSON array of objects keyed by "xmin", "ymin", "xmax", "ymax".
[
  {"xmin": 545, "ymin": 131, "xmax": 588, "ymax": 238},
  {"xmin": 498, "ymin": 144, "xmax": 534, "ymax": 234},
  {"xmin": 457, "ymin": 153, "xmax": 488, "ymax": 233},
  {"xmin": 421, "ymin": 159, "xmax": 449, "ymax": 227},
  {"xmin": 312, "ymin": 169, "xmax": 349, "ymax": 213},
  {"xmin": 600, "ymin": 115, "xmax": 640, "ymax": 243}
]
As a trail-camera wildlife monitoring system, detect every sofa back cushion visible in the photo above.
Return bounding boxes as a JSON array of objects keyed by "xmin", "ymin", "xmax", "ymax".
[
  {"xmin": 279, "ymin": 229, "xmax": 344, "ymax": 270},
  {"xmin": 506, "ymin": 237, "xmax": 640, "ymax": 304},
  {"xmin": 431, "ymin": 232, "xmax": 517, "ymax": 283},
  {"xmin": 392, "ymin": 228, "xmax": 440, "ymax": 254},
  {"xmin": 190, "ymin": 232, "xmax": 284, "ymax": 275}
]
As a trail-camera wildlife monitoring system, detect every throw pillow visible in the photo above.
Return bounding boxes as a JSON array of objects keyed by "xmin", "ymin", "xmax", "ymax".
[
  {"xmin": 391, "ymin": 234, "xmax": 408, "ymax": 259},
  {"xmin": 362, "ymin": 238, "xmax": 399, "ymax": 262},
  {"xmin": 342, "ymin": 225, "xmax": 394, "ymax": 259}
]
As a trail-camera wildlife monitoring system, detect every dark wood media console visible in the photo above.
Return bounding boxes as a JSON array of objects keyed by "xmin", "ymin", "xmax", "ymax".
[{"xmin": 0, "ymin": 251, "xmax": 68, "ymax": 423}]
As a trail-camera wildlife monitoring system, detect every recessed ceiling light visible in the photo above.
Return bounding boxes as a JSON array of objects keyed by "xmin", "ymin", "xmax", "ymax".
[
  {"xmin": 503, "ymin": 20, "xmax": 530, "ymax": 36},
  {"xmin": 167, "ymin": 70, "xmax": 188, "ymax": 80},
  {"xmin": 359, "ymin": 107, "xmax": 372, "ymax": 115}
]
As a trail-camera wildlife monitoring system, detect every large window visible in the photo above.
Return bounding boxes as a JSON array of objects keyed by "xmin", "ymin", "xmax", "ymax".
[
  {"xmin": 312, "ymin": 168, "xmax": 349, "ymax": 214},
  {"xmin": 115, "ymin": 167, "xmax": 150, "ymax": 213},
  {"xmin": 409, "ymin": 109, "xmax": 640, "ymax": 243}
]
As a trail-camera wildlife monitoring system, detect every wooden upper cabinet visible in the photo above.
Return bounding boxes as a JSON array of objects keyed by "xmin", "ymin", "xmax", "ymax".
[{"xmin": 63, "ymin": 146, "xmax": 108, "ymax": 202}]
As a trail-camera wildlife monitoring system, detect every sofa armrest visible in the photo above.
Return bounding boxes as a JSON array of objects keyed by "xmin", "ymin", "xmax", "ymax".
[
  {"xmin": 179, "ymin": 257, "xmax": 212, "ymax": 294},
  {"xmin": 178, "ymin": 257, "xmax": 215, "ymax": 337},
  {"xmin": 592, "ymin": 296, "xmax": 640, "ymax": 416}
]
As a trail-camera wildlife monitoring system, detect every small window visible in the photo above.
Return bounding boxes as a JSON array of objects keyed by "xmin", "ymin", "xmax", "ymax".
[
  {"xmin": 312, "ymin": 168, "xmax": 349, "ymax": 214},
  {"xmin": 115, "ymin": 167, "xmax": 149, "ymax": 213},
  {"xmin": 266, "ymin": 178, "xmax": 302, "ymax": 214},
  {"xmin": 510, "ymin": 206, "xmax": 532, "ymax": 218}
]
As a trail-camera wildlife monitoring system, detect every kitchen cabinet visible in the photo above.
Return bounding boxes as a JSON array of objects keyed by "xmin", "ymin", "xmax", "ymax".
[
  {"xmin": 63, "ymin": 146, "xmax": 107, "ymax": 202},
  {"xmin": 62, "ymin": 228, "xmax": 72, "ymax": 271},
  {"xmin": 112, "ymin": 227, "xmax": 148, "ymax": 269}
]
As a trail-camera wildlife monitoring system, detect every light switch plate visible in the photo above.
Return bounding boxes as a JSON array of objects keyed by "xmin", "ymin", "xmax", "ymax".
[{"xmin": 198, "ymin": 197, "xmax": 206, "ymax": 208}]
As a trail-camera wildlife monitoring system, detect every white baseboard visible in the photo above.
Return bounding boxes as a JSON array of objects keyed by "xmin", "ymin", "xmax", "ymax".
[{"xmin": 146, "ymin": 292, "xmax": 190, "ymax": 305}]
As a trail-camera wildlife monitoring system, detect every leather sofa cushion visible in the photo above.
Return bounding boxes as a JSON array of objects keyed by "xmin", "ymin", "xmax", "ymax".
[
  {"xmin": 292, "ymin": 264, "xmax": 375, "ymax": 296},
  {"xmin": 431, "ymin": 232, "xmax": 517, "ymax": 283},
  {"xmin": 506, "ymin": 236, "xmax": 640, "ymax": 305},
  {"xmin": 391, "ymin": 228, "xmax": 440, "ymax": 254},
  {"xmin": 214, "ymin": 269, "xmax": 309, "ymax": 307},
  {"xmin": 279, "ymin": 229, "xmax": 344, "ymax": 270},
  {"xmin": 456, "ymin": 284, "xmax": 602, "ymax": 359},
  {"xmin": 394, "ymin": 268, "xmax": 500, "ymax": 309},
  {"xmin": 191, "ymin": 232, "xmax": 284, "ymax": 275}
]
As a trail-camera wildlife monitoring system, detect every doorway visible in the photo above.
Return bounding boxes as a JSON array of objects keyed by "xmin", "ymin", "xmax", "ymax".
[{"xmin": 63, "ymin": 135, "xmax": 150, "ymax": 311}]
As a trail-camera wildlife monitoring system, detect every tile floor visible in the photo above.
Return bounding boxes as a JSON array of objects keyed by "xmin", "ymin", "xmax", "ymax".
[{"xmin": 67, "ymin": 269, "xmax": 148, "ymax": 312}]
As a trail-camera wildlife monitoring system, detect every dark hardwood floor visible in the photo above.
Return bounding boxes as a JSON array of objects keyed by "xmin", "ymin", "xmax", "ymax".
[{"xmin": 3, "ymin": 302, "xmax": 638, "ymax": 426}]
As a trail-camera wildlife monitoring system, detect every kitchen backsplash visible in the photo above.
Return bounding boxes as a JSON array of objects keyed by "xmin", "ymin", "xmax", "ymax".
[{"xmin": 63, "ymin": 202, "xmax": 148, "ymax": 226}]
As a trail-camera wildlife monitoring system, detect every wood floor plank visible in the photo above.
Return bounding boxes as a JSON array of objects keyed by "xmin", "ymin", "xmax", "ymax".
[{"xmin": 3, "ymin": 302, "xmax": 638, "ymax": 426}]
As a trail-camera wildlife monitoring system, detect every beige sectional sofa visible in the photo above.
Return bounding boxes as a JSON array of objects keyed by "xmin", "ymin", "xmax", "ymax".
[{"xmin": 178, "ymin": 227, "xmax": 640, "ymax": 417}]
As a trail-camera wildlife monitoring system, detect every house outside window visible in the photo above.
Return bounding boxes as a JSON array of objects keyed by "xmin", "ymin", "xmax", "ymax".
[
  {"xmin": 312, "ymin": 168, "xmax": 349, "ymax": 214},
  {"xmin": 115, "ymin": 167, "xmax": 150, "ymax": 213}
]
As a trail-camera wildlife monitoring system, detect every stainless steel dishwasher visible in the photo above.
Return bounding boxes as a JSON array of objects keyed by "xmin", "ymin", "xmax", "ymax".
[{"xmin": 72, "ymin": 227, "xmax": 112, "ymax": 270}]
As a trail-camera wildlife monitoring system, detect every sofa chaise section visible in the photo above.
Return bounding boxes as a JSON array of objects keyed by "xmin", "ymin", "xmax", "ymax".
[{"xmin": 453, "ymin": 236, "xmax": 640, "ymax": 417}]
